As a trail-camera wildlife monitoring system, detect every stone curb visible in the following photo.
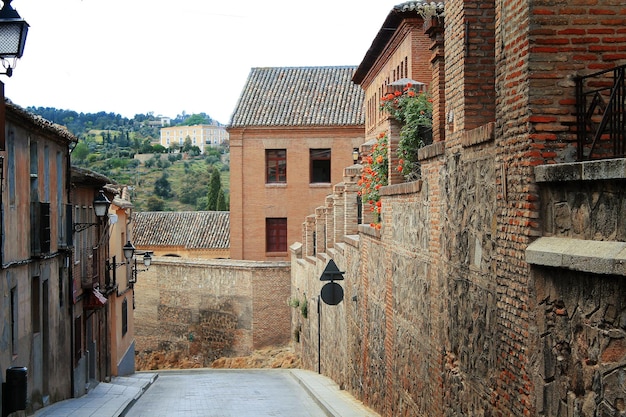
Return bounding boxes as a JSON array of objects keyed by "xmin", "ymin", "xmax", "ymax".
[{"xmin": 119, "ymin": 373, "xmax": 159, "ymax": 417}]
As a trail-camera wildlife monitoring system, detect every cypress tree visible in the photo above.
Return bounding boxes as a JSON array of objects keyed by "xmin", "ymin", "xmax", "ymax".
[{"xmin": 206, "ymin": 169, "xmax": 221, "ymax": 210}]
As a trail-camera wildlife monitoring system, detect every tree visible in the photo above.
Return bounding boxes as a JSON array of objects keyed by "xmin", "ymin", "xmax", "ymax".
[
  {"xmin": 154, "ymin": 172, "xmax": 173, "ymax": 198},
  {"xmin": 182, "ymin": 113, "xmax": 212, "ymax": 126},
  {"xmin": 179, "ymin": 169, "xmax": 207, "ymax": 205},
  {"xmin": 145, "ymin": 196, "xmax": 165, "ymax": 211},
  {"xmin": 206, "ymin": 169, "xmax": 221, "ymax": 210},
  {"xmin": 216, "ymin": 189, "xmax": 228, "ymax": 211},
  {"xmin": 72, "ymin": 142, "xmax": 89, "ymax": 162}
]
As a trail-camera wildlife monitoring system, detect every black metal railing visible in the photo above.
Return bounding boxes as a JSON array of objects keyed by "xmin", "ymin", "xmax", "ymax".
[{"xmin": 576, "ymin": 64, "xmax": 626, "ymax": 161}]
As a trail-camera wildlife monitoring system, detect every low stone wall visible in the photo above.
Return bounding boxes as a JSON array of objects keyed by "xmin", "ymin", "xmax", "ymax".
[{"xmin": 134, "ymin": 257, "xmax": 290, "ymax": 367}]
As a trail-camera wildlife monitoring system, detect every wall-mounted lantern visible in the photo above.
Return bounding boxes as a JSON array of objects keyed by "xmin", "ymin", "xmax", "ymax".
[
  {"xmin": 352, "ymin": 148, "xmax": 360, "ymax": 165},
  {"xmin": 0, "ymin": 0, "xmax": 29, "ymax": 77},
  {"xmin": 73, "ymin": 190, "xmax": 111, "ymax": 233},
  {"xmin": 122, "ymin": 241, "xmax": 152, "ymax": 285}
]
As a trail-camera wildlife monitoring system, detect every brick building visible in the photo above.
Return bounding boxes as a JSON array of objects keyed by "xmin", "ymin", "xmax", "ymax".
[
  {"xmin": 292, "ymin": 1, "xmax": 626, "ymax": 416},
  {"xmin": 227, "ymin": 66, "xmax": 365, "ymax": 261}
]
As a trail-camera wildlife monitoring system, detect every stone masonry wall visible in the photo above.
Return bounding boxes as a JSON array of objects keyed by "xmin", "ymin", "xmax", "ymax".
[
  {"xmin": 290, "ymin": 0, "xmax": 626, "ymax": 415},
  {"xmin": 134, "ymin": 257, "xmax": 290, "ymax": 367}
]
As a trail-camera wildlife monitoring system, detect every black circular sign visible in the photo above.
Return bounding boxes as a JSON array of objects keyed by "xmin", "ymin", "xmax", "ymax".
[{"xmin": 320, "ymin": 282, "xmax": 344, "ymax": 305}]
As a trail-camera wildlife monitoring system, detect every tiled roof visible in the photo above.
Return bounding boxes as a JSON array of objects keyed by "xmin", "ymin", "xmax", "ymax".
[
  {"xmin": 353, "ymin": 1, "xmax": 445, "ymax": 84},
  {"xmin": 132, "ymin": 211, "xmax": 230, "ymax": 249},
  {"xmin": 229, "ymin": 66, "xmax": 364, "ymax": 127},
  {"xmin": 6, "ymin": 99, "xmax": 78, "ymax": 144}
]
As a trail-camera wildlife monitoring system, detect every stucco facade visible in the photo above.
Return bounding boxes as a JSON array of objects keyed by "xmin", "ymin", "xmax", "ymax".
[
  {"xmin": 0, "ymin": 101, "xmax": 75, "ymax": 413},
  {"xmin": 159, "ymin": 123, "xmax": 228, "ymax": 153}
]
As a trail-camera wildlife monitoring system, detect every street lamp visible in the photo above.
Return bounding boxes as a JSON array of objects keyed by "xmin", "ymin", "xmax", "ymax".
[
  {"xmin": 122, "ymin": 241, "xmax": 152, "ymax": 285},
  {"xmin": 0, "ymin": 0, "xmax": 29, "ymax": 77},
  {"xmin": 73, "ymin": 190, "xmax": 111, "ymax": 233}
]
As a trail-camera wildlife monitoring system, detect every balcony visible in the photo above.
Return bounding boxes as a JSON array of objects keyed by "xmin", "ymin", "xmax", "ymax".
[{"xmin": 576, "ymin": 64, "xmax": 626, "ymax": 161}]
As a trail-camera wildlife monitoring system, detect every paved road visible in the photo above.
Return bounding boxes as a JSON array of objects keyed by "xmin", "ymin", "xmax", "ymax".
[{"xmin": 124, "ymin": 369, "xmax": 331, "ymax": 417}]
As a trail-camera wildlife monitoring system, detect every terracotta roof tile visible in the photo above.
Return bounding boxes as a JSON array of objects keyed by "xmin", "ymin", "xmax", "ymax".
[
  {"xmin": 229, "ymin": 66, "xmax": 364, "ymax": 127},
  {"xmin": 133, "ymin": 211, "xmax": 230, "ymax": 249},
  {"xmin": 353, "ymin": 1, "xmax": 445, "ymax": 85}
]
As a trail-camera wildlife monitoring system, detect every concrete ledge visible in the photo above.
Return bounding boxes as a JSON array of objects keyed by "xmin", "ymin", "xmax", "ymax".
[
  {"xmin": 535, "ymin": 158, "xmax": 626, "ymax": 183},
  {"xmin": 526, "ymin": 236, "xmax": 626, "ymax": 276}
]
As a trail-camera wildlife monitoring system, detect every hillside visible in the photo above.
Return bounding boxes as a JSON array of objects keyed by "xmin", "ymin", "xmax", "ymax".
[{"xmin": 25, "ymin": 106, "xmax": 230, "ymax": 211}]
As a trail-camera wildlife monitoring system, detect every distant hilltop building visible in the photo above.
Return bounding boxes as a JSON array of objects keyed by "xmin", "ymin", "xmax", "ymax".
[
  {"xmin": 159, "ymin": 123, "xmax": 228, "ymax": 153},
  {"xmin": 145, "ymin": 116, "xmax": 171, "ymax": 128}
]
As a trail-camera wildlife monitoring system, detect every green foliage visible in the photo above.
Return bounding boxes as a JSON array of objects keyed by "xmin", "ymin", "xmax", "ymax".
[
  {"xmin": 216, "ymin": 189, "xmax": 228, "ymax": 211},
  {"xmin": 195, "ymin": 196, "xmax": 208, "ymax": 211},
  {"xmin": 144, "ymin": 157, "xmax": 156, "ymax": 168},
  {"xmin": 72, "ymin": 142, "xmax": 89, "ymax": 161},
  {"xmin": 180, "ymin": 113, "xmax": 212, "ymax": 126},
  {"xmin": 206, "ymin": 169, "xmax": 222, "ymax": 211},
  {"xmin": 145, "ymin": 196, "xmax": 166, "ymax": 211},
  {"xmin": 380, "ymin": 86, "xmax": 433, "ymax": 178},
  {"xmin": 179, "ymin": 166, "xmax": 209, "ymax": 206},
  {"xmin": 26, "ymin": 107, "xmax": 230, "ymax": 212},
  {"xmin": 156, "ymin": 159, "xmax": 171, "ymax": 169},
  {"xmin": 154, "ymin": 172, "xmax": 173, "ymax": 198},
  {"xmin": 152, "ymin": 144, "xmax": 166, "ymax": 154},
  {"xmin": 358, "ymin": 132, "xmax": 388, "ymax": 224}
]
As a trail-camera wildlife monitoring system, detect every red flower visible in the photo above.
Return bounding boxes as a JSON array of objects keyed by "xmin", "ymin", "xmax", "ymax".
[{"xmin": 394, "ymin": 91, "xmax": 402, "ymax": 97}]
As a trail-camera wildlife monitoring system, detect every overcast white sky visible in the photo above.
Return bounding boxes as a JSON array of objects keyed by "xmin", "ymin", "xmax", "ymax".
[{"xmin": 4, "ymin": 0, "xmax": 395, "ymax": 124}]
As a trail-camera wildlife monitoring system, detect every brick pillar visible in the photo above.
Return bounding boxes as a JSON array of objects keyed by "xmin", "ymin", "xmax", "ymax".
[
  {"xmin": 426, "ymin": 16, "xmax": 445, "ymax": 143},
  {"xmin": 333, "ymin": 183, "xmax": 345, "ymax": 243},
  {"xmin": 304, "ymin": 214, "xmax": 315, "ymax": 257},
  {"xmin": 343, "ymin": 165, "xmax": 361, "ymax": 235},
  {"xmin": 325, "ymin": 196, "xmax": 335, "ymax": 250},
  {"xmin": 315, "ymin": 206, "xmax": 326, "ymax": 255},
  {"xmin": 387, "ymin": 120, "xmax": 403, "ymax": 185}
]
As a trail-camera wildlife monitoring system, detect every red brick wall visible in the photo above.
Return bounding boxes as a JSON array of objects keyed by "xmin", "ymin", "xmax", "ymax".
[
  {"xmin": 228, "ymin": 126, "xmax": 364, "ymax": 261},
  {"xmin": 527, "ymin": 1, "xmax": 626, "ymax": 164}
]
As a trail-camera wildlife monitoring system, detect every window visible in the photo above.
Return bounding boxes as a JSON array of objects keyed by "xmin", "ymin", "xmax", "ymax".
[
  {"xmin": 8, "ymin": 131, "xmax": 15, "ymax": 206},
  {"xmin": 11, "ymin": 287, "xmax": 17, "ymax": 355},
  {"xmin": 310, "ymin": 149, "xmax": 331, "ymax": 183},
  {"xmin": 266, "ymin": 150, "xmax": 286, "ymax": 183},
  {"xmin": 74, "ymin": 316, "xmax": 81, "ymax": 364},
  {"xmin": 122, "ymin": 298, "xmax": 128, "ymax": 336},
  {"xmin": 32, "ymin": 276, "xmax": 40, "ymax": 334},
  {"xmin": 266, "ymin": 218, "xmax": 287, "ymax": 253}
]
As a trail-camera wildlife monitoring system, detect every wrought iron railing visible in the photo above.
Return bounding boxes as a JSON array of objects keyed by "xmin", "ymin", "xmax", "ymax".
[{"xmin": 576, "ymin": 64, "xmax": 626, "ymax": 160}]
